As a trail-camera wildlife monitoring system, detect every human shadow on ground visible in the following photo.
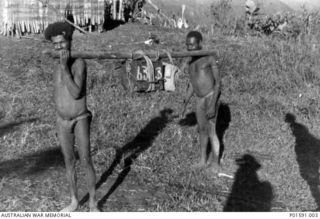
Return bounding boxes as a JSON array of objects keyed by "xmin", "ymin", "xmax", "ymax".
[
  {"xmin": 79, "ymin": 108, "xmax": 174, "ymax": 208},
  {"xmin": 0, "ymin": 147, "xmax": 66, "ymax": 177},
  {"xmin": 0, "ymin": 118, "xmax": 67, "ymax": 177},
  {"xmin": 224, "ymin": 154, "xmax": 274, "ymax": 211},
  {"xmin": 285, "ymin": 113, "xmax": 320, "ymax": 210},
  {"xmin": 178, "ymin": 112, "xmax": 197, "ymax": 127},
  {"xmin": 178, "ymin": 103, "xmax": 231, "ymax": 160}
]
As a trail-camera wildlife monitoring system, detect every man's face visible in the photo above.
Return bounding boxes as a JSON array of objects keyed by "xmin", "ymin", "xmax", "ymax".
[
  {"xmin": 51, "ymin": 34, "xmax": 70, "ymax": 51},
  {"xmin": 186, "ymin": 36, "xmax": 201, "ymax": 51}
]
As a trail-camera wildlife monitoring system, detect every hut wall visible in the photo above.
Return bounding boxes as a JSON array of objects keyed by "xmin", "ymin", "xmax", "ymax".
[{"xmin": 0, "ymin": 0, "xmax": 126, "ymax": 36}]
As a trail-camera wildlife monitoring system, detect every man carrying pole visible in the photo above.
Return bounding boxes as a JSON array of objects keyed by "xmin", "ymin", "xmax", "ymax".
[{"xmin": 44, "ymin": 22, "xmax": 99, "ymax": 212}]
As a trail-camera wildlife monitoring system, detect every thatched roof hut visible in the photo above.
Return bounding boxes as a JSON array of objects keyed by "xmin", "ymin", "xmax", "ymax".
[{"xmin": 0, "ymin": 0, "xmax": 126, "ymax": 37}]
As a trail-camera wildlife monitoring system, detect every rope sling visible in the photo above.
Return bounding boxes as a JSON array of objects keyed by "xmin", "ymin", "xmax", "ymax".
[{"xmin": 125, "ymin": 50, "xmax": 181, "ymax": 92}]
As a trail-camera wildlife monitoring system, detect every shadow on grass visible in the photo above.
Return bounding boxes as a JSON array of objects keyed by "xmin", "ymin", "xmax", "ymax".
[
  {"xmin": 285, "ymin": 113, "xmax": 320, "ymax": 210},
  {"xmin": 0, "ymin": 147, "xmax": 66, "ymax": 177},
  {"xmin": 178, "ymin": 112, "xmax": 197, "ymax": 127},
  {"xmin": 79, "ymin": 108, "xmax": 174, "ymax": 208},
  {"xmin": 178, "ymin": 103, "xmax": 231, "ymax": 160},
  {"xmin": 216, "ymin": 103, "xmax": 231, "ymax": 159},
  {"xmin": 224, "ymin": 154, "xmax": 273, "ymax": 212},
  {"xmin": 0, "ymin": 117, "xmax": 67, "ymax": 177}
]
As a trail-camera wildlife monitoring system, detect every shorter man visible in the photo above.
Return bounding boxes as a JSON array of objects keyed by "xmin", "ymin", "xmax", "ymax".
[
  {"xmin": 44, "ymin": 22, "xmax": 99, "ymax": 212},
  {"xmin": 181, "ymin": 31, "xmax": 222, "ymax": 172}
]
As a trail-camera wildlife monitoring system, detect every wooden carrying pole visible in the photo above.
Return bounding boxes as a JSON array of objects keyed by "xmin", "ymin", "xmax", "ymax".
[{"xmin": 42, "ymin": 50, "xmax": 218, "ymax": 59}]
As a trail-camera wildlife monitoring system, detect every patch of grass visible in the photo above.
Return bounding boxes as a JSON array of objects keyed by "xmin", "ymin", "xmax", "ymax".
[{"xmin": 1, "ymin": 21, "xmax": 320, "ymax": 212}]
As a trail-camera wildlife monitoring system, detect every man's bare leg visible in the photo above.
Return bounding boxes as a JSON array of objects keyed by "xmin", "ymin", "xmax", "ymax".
[
  {"xmin": 75, "ymin": 118, "xmax": 99, "ymax": 212},
  {"xmin": 208, "ymin": 120, "xmax": 221, "ymax": 173},
  {"xmin": 193, "ymin": 100, "xmax": 209, "ymax": 168},
  {"xmin": 57, "ymin": 122, "xmax": 79, "ymax": 212}
]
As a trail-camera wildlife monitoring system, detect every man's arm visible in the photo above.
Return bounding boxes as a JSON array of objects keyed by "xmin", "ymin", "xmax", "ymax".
[
  {"xmin": 180, "ymin": 57, "xmax": 191, "ymax": 75},
  {"xmin": 61, "ymin": 56, "xmax": 86, "ymax": 100},
  {"xmin": 206, "ymin": 56, "xmax": 221, "ymax": 119}
]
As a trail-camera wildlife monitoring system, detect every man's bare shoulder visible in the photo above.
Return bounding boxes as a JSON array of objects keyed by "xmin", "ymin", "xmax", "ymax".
[
  {"xmin": 73, "ymin": 58, "xmax": 86, "ymax": 67},
  {"xmin": 193, "ymin": 55, "xmax": 217, "ymax": 66},
  {"xmin": 205, "ymin": 55, "xmax": 218, "ymax": 63},
  {"xmin": 72, "ymin": 58, "xmax": 87, "ymax": 74}
]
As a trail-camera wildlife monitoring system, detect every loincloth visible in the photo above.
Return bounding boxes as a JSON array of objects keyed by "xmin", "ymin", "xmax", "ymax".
[
  {"xmin": 197, "ymin": 91, "xmax": 220, "ymax": 119},
  {"xmin": 56, "ymin": 110, "xmax": 92, "ymax": 132}
]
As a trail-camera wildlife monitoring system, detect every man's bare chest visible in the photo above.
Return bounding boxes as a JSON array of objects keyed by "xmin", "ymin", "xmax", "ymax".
[
  {"xmin": 54, "ymin": 65, "xmax": 75, "ymax": 84},
  {"xmin": 189, "ymin": 57, "xmax": 210, "ymax": 71}
]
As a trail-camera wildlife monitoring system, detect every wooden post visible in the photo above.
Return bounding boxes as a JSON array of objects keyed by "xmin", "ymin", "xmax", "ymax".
[
  {"xmin": 37, "ymin": 0, "xmax": 88, "ymax": 34},
  {"xmin": 113, "ymin": 0, "xmax": 117, "ymax": 20},
  {"xmin": 146, "ymin": 0, "xmax": 174, "ymax": 26}
]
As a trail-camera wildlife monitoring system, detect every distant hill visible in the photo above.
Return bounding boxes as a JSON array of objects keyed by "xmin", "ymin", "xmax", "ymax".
[
  {"xmin": 214, "ymin": 0, "xmax": 293, "ymax": 17},
  {"xmin": 145, "ymin": 0, "xmax": 294, "ymax": 27},
  {"xmin": 144, "ymin": 0, "xmax": 212, "ymax": 27},
  {"xmin": 254, "ymin": 0, "xmax": 293, "ymax": 14},
  {"xmin": 280, "ymin": 0, "xmax": 320, "ymax": 11}
]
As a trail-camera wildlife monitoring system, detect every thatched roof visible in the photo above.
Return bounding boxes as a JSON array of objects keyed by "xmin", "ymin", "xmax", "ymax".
[{"xmin": 0, "ymin": 0, "xmax": 116, "ymax": 37}]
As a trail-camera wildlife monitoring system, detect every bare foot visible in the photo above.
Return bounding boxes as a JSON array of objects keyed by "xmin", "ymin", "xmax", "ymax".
[
  {"xmin": 206, "ymin": 162, "xmax": 221, "ymax": 175},
  {"xmin": 90, "ymin": 206, "xmax": 101, "ymax": 212},
  {"xmin": 192, "ymin": 161, "xmax": 206, "ymax": 169},
  {"xmin": 89, "ymin": 201, "xmax": 101, "ymax": 212},
  {"xmin": 60, "ymin": 201, "xmax": 79, "ymax": 212}
]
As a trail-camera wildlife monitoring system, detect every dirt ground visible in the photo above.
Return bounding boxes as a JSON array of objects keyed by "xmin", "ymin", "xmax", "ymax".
[
  {"xmin": 0, "ymin": 23, "xmax": 185, "ymax": 212},
  {"xmin": 1, "ymin": 21, "xmax": 320, "ymax": 212}
]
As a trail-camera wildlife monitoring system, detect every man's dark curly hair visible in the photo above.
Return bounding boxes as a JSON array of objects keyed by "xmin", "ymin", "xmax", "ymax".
[
  {"xmin": 186, "ymin": 31, "xmax": 203, "ymax": 43},
  {"xmin": 44, "ymin": 22, "xmax": 74, "ymax": 41}
]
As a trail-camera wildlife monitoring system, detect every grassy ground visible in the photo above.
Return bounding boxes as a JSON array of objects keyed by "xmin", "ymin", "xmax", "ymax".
[{"xmin": 1, "ymin": 21, "xmax": 320, "ymax": 212}]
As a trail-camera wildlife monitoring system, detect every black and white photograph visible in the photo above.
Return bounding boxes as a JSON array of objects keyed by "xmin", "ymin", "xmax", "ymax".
[{"xmin": 0, "ymin": 0, "xmax": 320, "ymax": 216}]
